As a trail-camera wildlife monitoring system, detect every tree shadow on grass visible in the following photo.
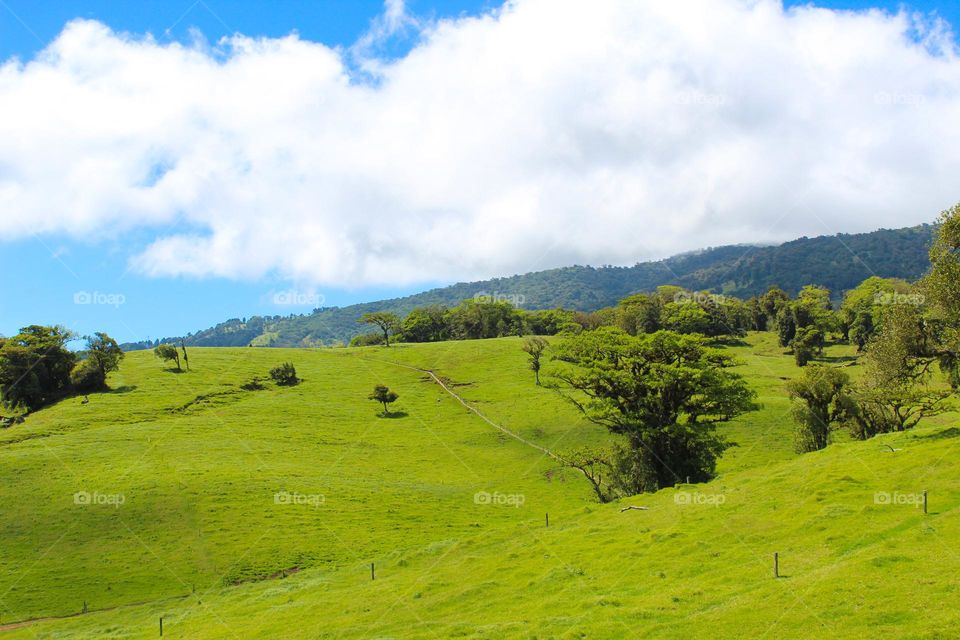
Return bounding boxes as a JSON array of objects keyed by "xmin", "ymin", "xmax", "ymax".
[
  {"xmin": 106, "ymin": 385, "xmax": 138, "ymax": 394},
  {"xmin": 378, "ymin": 411, "xmax": 409, "ymax": 419},
  {"xmin": 818, "ymin": 354, "xmax": 858, "ymax": 364},
  {"xmin": 710, "ymin": 337, "xmax": 750, "ymax": 348},
  {"xmin": 917, "ymin": 426, "xmax": 960, "ymax": 440}
]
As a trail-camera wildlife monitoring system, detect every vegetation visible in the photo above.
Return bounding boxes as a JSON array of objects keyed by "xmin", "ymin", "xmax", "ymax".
[
  {"xmin": 153, "ymin": 343, "xmax": 182, "ymax": 371},
  {"xmin": 0, "ymin": 335, "xmax": 957, "ymax": 638},
  {"xmin": 269, "ymin": 362, "xmax": 299, "ymax": 386},
  {"xmin": 358, "ymin": 312, "xmax": 400, "ymax": 347},
  {"xmin": 785, "ymin": 205, "xmax": 959, "ymax": 451},
  {"xmin": 82, "ymin": 332, "xmax": 124, "ymax": 387},
  {"xmin": 0, "ymin": 325, "xmax": 76, "ymax": 411},
  {"xmin": 550, "ymin": 328, "xmax": 758, "ymax": 492},
  {"xmin": 368, "ymin": 383, "xmax": 399, "ymax": 415},
  {"xmin": 121, "ymin": 224, "xmax": 935, "ymax": 349},
  {"xmin": 0, "ymin": 213, "xmax": 955, "ymax": 638},
  {"xmin": 520, "ymin": 336, "xmax": 548, "ymax": 385},
  {"xmin": 787, "ymin": 366, "xmax": 852, "ymax": 452}
]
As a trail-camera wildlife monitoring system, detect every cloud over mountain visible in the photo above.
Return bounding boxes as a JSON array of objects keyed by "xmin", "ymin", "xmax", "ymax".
[{"xmin": 1, "ymin": 0, "xmax": 958, "ymax": 285}]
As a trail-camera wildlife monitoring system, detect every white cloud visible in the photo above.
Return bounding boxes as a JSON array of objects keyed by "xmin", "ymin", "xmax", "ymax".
[{"xmin": 1, "ymin": 0, "xmax": 959, "ymax": 286}]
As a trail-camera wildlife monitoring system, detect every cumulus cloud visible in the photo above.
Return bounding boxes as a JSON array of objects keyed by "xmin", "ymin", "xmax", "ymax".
[{"xmin": 1, "ymin": 0, "xmax": 959, "ymax": 286}]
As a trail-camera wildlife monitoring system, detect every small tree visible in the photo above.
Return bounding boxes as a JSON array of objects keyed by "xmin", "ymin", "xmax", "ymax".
[
  {"xmin": 560, "ymin": 447, "xmax": 615, "ymax": 502},
  {"xmin": 369, "ymin": 384, "xmax": 399, "ymax": 416},
  {"xmin": 85, "ymin": 332, "xmax": 124, "ymax": 382},
  {"xmin": 180, "ymin": 340, "xmax": 190, "ymax": 371},
  {"xmin": 521, "ymin": 336, "xmax": 548, "ymax": 385},
  {"xmin": 776, "ymin": 306, "xmax": 797, "ymax": 347},
  {"xmin": 154, "ymin": 343, "xmax": 181, "ymax": 371},
  {"xmin": 792, "ymin": 326, "xmax": 823, "ymax": 367},
  {"xmin": 786, "ymin": 366, "xmax": 852, "ymax": 453},
  {"xmin": 358, "ymin": 312, "xmax": 400, "ymax": 347},
  {"xmin": 269, "ymin": 362, "xmax": 299, "ymax": 386}
]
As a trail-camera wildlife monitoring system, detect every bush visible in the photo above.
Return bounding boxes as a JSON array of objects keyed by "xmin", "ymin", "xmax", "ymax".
[
  {"xmin": 70, "ymin": 358, "xmax": 105, "ymax": 392},
  {"xmin": 792, "ymin": 326, "xmax": 823, "ymax": 367},
  {"xmin": 349, "ymin": 332, "xmax": 386, "ymax": 347},
  {"xmin": 269, "ymin": 362, "xmax": 299, "ymax": 386}
]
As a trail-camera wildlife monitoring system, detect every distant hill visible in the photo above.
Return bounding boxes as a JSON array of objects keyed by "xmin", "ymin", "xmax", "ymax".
[{"xmin": 122, "ymin": 224, "xmax": 935, "ymax": 349}]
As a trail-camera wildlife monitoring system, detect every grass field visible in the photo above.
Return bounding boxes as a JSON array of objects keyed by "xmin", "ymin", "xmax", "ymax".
[{"xmin": 0, "ymin": 333, "xmax": 957, "ymax": 638}]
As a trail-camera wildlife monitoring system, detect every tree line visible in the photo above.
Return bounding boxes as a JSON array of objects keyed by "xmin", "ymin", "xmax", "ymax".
[
  {"xmin": 0, "ymin": 328, "xmax": 123, "ymax": 413},
  {"xmin": 515, "ymin": 206, "xmax": 960, "ymax": 501}
]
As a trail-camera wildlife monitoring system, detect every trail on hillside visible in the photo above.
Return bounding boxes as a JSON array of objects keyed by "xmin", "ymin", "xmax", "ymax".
[
  {"xmin": 357, "ymin": 356, "xmax": 568, "ymax": 464},
  {"xmin": 360, "ymin": 356, "xmax": 618, "ymax": 500},
  {"xmin": 0, "ymin": 594, "xmax": 190, "ymax": 632}
]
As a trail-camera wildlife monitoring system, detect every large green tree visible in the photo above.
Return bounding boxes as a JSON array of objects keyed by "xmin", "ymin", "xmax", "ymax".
[
  {"xmin": 786, "ymin": 365, "xmax": 852, "ymax": 452},
  {"xmin": 358, "ymin": 312, "xmax": 401, "ymax": 347},
  {"xmin": 549, "ymin": 328, "xmax": 757, "ymax": 492},
  {"xmin": 399, "ymin": 305, "xmax": 449, "ymax": 343},
  {"xmin": 921, "ymin": 202, "xmax": 960, "ymax": 387},
  {"xmin": 446, "ymin": 300, "xmax": 521, "ymax": 340},
  {"xmin": 846, "ymin": 305, "xmax": 952, "ymax": 437},
  {"xmin": 838, "ymin": 276, "xmax": 913, "ymax": 349},
  {"xmin": 0, "ymin": 325, "xmax": 77, "ymax": 411}
]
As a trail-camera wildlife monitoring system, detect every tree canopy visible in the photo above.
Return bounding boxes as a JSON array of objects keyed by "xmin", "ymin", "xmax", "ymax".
[{"xmin": 549, "ymin": 328, "xmax": 757, "ymax": 492}]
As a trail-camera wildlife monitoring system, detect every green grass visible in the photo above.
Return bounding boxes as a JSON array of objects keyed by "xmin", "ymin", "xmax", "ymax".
[{"xmin": 0, "ymin": 334, "xmax": 957, "ymax": 638}]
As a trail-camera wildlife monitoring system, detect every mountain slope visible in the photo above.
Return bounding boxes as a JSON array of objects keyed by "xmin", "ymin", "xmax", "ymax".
[
  {"xmin": 2, "ymin": 335, "xmax": 958, "ymax": 639},
  {"xmin": 123, "ymin": 224, "xmax": 935, "ymax": 349}
]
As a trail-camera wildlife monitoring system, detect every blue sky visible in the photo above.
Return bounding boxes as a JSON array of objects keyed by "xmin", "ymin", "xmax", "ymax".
[{"xmin": 1, "ymin": 0, "xmax": 958, "ymax": 344}]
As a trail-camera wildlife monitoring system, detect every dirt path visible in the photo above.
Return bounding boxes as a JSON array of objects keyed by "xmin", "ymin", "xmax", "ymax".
[
  {"xmin": 0, "ymin": 594, "xmax": 189, "ymax": 633},
  {"xmin": 359, "ymin": 356, "xmax": 569, "ymax": 465}
]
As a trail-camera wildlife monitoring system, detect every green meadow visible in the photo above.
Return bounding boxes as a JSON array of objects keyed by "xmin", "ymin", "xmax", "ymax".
[{"xmin": 1, "ymin": 334, "xmax": 957, "ymax": 638}]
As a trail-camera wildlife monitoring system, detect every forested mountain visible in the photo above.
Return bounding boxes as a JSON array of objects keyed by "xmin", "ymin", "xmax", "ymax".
[{"xmin": 122, "ymin": 224, "xmax": 935, "ymax": 349}]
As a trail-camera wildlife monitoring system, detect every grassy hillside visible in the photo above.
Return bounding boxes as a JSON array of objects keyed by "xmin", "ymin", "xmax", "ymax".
[
  {"xmin": 1, "ymin": 335, "xmax": 957, "ymax": 638},
  {"xmin": 122, "ymin": 225, "xmax": 935, "ymax": 349}
]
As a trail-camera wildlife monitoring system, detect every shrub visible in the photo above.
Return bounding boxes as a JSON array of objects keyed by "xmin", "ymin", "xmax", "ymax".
[
  {"xmin": 269, "ymin": 363, "xmax": 299, "ymax": 386},
  {"xmin": 349, "ymin": 332, "xmax": 386, "ymax": 347}
]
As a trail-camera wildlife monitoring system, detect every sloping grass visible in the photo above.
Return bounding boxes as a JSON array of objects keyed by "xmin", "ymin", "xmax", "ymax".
[{"xmin": 0, "ymin": 334, "xmax": 957, "ymax": 638}]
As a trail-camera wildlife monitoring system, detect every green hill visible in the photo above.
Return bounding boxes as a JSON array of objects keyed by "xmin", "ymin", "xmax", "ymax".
[
  {"xmin": 122, "ymin": 225, "xmax": 935, "ymax": 349},
  {"xmin": 1, "ymin": 334, "xmax": 957, "ymax": 638}
]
